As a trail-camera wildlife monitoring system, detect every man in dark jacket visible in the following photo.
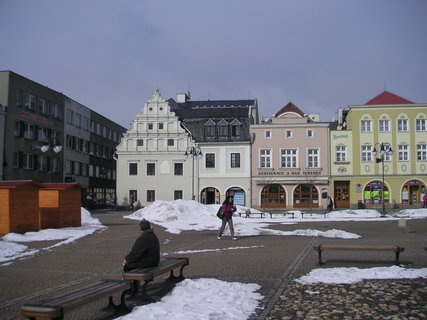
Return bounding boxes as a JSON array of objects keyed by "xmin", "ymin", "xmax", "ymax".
[{"xmin": 123, "ymin": 219, "xmax": 160, "ymax": 271}]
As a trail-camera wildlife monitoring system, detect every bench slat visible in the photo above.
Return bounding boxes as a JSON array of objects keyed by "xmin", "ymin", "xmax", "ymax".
[
  {"xmin": 21, "ymin": 280, "xmax": 131, "ymax": 319},
  {"xmin": 122, "ymin": 257, "xmax": 189, "ymax": 281}
]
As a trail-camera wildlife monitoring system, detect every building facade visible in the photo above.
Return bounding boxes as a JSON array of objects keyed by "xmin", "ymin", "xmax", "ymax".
[
  {"xmin": 251, "ymin": 102, "xmax": 331, "ymax": 210},
  {"xmin": 0, "ymin": 71, "xmax": 126, "ymax": 208},
  {"xmin": 116, "ymin": 90, "xmax": 258, "ymax": 207},
  {"xmin": 331, "ymin": 91, "xmax": 427, "ymax": 208}
]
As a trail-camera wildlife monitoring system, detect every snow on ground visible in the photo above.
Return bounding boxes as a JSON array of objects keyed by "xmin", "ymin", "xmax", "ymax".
[
  {"xmin": 115, "ymin": 278, "xmax": 263, "ymax": 320},
  {"xmin": 296, "ymin": 265, "xmax": 427, "ymax": 284},
  {"xmin": 1, "ymin": 202, "xmax": 427, "ymax": 320},
  {"xmin": 0, "ymin": 208, "xmax": 105, "ymax": 264}
]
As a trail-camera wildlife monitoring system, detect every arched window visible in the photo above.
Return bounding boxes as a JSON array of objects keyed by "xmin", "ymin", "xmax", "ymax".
[
  {"xmin": 294, "ymin": 184, "xmax": 319, "ymax": 208},
  {"xmin": 363, "ymin": 180, "xmax": 389, "ymax": 205},
  {"xmin": 261, "ymin": 184, "xmax": 286, "ymax": 208}
]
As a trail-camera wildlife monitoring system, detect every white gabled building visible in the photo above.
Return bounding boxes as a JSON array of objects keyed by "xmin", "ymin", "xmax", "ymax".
[
  {"xmin": 116, "ymin": 89, "xmax": 258, "ymax": 208},
  {"xmin": 116, "ymin": 89, "xmax": 195, "ymax": 207}
]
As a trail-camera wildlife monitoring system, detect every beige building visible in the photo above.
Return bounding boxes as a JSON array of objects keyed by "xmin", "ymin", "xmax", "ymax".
[{"xmin": 250, "ymin": 102, "xmax": 331, "ymax": 210}]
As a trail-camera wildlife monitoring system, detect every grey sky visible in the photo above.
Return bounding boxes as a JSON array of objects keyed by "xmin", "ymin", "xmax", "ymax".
[{"xmin": 1, "ymin": 0, "xmax": 426, "ymax": 127}]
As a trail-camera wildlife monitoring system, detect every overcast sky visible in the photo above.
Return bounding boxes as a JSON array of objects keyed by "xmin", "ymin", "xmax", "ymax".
[{"xmin": 1, "ymin": 0, "xmax": 426, "ymax": 128}]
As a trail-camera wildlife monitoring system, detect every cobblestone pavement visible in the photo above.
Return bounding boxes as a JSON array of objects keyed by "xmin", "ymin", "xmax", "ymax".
[{"xmin": 265, "ymin": 279, "xmax": 427, "ymax": 320}]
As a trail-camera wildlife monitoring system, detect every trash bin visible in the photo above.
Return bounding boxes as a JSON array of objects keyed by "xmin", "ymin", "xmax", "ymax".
[{"xmin": 357, "ymin": 200, "xmax": 365, "ymax": 209}]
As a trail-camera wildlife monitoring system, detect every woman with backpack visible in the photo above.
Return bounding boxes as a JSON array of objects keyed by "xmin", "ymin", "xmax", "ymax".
[{"xmin": 217, "ymin": 196, "xmax": 238, "ymax": 240}]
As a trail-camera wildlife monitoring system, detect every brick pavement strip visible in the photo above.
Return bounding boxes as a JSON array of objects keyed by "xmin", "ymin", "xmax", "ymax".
[{"xmin": 0, "ymin": 211, "xmax": 426, "ymax": 320}]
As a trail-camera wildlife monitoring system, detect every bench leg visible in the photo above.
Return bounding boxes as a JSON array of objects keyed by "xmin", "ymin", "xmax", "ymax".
[
  {"xmin": 317, "ymin": 250, "xmax": 323, "ymax": 265},
  {"xmin": 166, "ymin": 265, "xmax": 186, "ymax": 283},
  {"xmin": 107, "ymin": 288, "xmax": 132, "ymax": 311},
  {"xmin": 395, "ymin": 251, "xmax": 400, "ymax": 265}
]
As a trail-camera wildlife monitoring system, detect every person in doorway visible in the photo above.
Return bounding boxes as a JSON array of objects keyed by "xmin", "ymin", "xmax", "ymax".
[
  {"xmin": 217, "ymin": 196, "xmax": 237, "ymax": 240},
  {"xmin": 423, "ymin": 194, "xmax": 427, "ymax": 208},
  {"xmin": 123, "ymin": 219, "xmax": 160, "ymax": 271}
]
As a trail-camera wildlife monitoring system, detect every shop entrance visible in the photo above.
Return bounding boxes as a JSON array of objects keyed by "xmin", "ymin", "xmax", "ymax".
[
  {"xmin": 334, "ymin": 181, "xmax": 350, "ymax": 208},
  {"xmin": 261, "ymin": 184, "xmax": 286, "ymax": 208},
  {"xmin": 201, "ymin": 187, "xmax": 220, "ymax": 204},
  {"xmin": 402, "ymin": 180, "xmax": 426, "ymax": 206}
]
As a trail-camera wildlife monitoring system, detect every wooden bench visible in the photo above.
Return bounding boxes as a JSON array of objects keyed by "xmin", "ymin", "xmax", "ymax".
[
  {"xmin": 268, "ymin": 211, "xmax": 295, "ymax": 219},
  {"xmin": 122, "ymin": 257, "xmax": 189, "ymax": 300},
  {"xmin": 314, "ymin": 245, "xmax": 404, "ymax": 265},
  {"xmin": 238, "ymin": 211, "xmax": 265, "ymax": 218},
  {"xmin": 21, "ymin": 279, "xmax": 132, "ymax": 319},
  {"xmin": 301, "ymin": 212, "xmax": 327, "ymax": 218}
]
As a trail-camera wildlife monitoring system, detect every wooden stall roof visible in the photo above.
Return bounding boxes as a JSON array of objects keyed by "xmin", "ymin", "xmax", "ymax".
[{"xmin": 0, "ymin": 180, "xmax": 41, "ymax": 189}]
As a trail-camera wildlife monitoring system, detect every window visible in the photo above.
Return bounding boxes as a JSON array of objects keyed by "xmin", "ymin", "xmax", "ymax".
[
  {"xmin": 285, "ymin": 130, "xmax": 292, "ymax": 138},
  {"xmin": 38, "ymin": 128, "xmax": 49, "ymax": 143},
  {"xmin": 336, "ymin": 146, "xmax": 347, "ymax": 162},
  {"xmin": 307, "ymin": 149, "xmax": 319, "ymax": 168},
  {"xmin": 379, "ymin": 120, "xmax": 390, "ymax": 132},
  {"xmin": 168, "ymin": 139, "xmax": 174, "ymax": 146},
  {"xmin": 23, "ymin": 154, "xmax": 34, "ymax": 169},
  {"xmin": 174, "ymin": 190, "xmax": 183, "ymax": 200},
  {"xmin": 218, "ymin": 123, "xmax": 228, "ymax": 137},
  {"xmin": 51, "ymin": 104, "xmax": 61, "ymax": 120},
  {"xmin": 307, "ymin": 130, "xmax": 313, "ymax": 138},
  {"xmin": 137, "ymin": 139, "xmax": 144, "ymax": 146},
  {"xmin": 361, "ymin": 145, "xmax": 372, "ymax": 162},
  {"xmin": 265, "ymin": 130, "xmax": 271, "ymax": 139},
  {"xmin": 174, "ymin": 163, "xmax": 183, "ymax": 175},
  {"xmin": 37, "ymin": 155, "xmax": 47, "ymax": 171},
  {"xmin": 231, "ymin": 121, "xmax": 241, "ymax": 137},
  {"xmin": 147, "ymin": 163, "xmax": 155, "ymax": 176},
  {"xmin": 39, "ymin": 99, "xmax": 49, "ymax": 115},
  {"xmin": 281, "ymin": 149, "xmax": 297, "ymax": 168},
  {"xmin": 231, "ymin": 153, "xmax": 240, "ymax": 168},
  {"xmin": 398, "ymin": 145, "xmax": 409, "ymax": 161},
  {"xmin": 148, "ymin": 123, "xmax": 153, "ymax": 130},
  {"xmin": 129, "ymin": 163, "xmax": 138, "ymax": 175},
  {"xmin": 206, "ymin": 153, "xmax": 215, "ymax": 168},
  {"xmin": 24, "ymin": 123, "xmax": 35, "ymax": 140},
  {"xmin": 147, "ymin": 190, "xmax": 155, "ymax": 202},
  {"xmin": 417, "ymin": 144, "xmax": 427, "ymax": 161},
  {"xmin": 416, "ymin": 119, "xmax": 427, "ymax": 131},
  {"xmin": 398, "ymin": 119, "xmax": 408, "ymax": 132},
  {"xmin": 66, "ymin": 109, "xmax": 74, "ymax": 124},
  {"xmin": 74, "ymin": 162, "xmax": 80, "ymax": 175},
  {"xmin": 260, "ymin": 149, "xmax": 272, "ymax": 168},
  {"xmin": 14, "ymin": 121, "xmax": 21, "ymax": 137},
  {"xmin": 16, "ymin": 89, "xmax": 23, "ymax": 106},
  {"xmin": 24, "ymin": 93, "xmax": 36, "ymax": 110},
  {"xmin": 205, "ymin": 125, "xmax": 215, "ymax": 137},
  {"xmin": 158, "ymin": 123, "xmax": 164, "ymax": 130},
  {"xmin": 129, "ymin": 190, "xmax": 137, "ymax": 204},
  {"xmin": 361, "ymin": 120, "xmax": 372, "ymax": 132}
]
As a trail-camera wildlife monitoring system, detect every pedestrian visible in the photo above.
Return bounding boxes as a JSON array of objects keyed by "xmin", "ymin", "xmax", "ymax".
[
  {"xmin": 327, "ymin": 196, "xmax": 334, "ymax": 212},
  {"xmin": 423, "ymin": 194, "xmax": 427, "ymax": 208},
  {"xmin": 217, "ymin": 196, "xmax": 238, "ymax": 240},
  {"xmin": 123, "ymin": 219, "xmax": 160, "ymax": 271}
]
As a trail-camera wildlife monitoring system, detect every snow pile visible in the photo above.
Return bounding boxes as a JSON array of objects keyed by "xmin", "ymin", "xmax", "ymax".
[
  {"xmin": 125, "ymin": 200, "xmax": 360, "ymax": 238},
  {"xmin": 296, "ymin": 265, "xmax": 427, "ymax": 284},
  {"xmin": 115, "ymin": 278, "xmax": 262, "ymax": 320}
]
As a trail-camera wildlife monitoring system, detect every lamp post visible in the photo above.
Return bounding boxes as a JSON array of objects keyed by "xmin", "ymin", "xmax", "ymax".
[
  {"xmin": 184, "ymin": 146, "xmax": 203, "ymax": 200},
  {"xmin": 372, "ymin": 143, "xmax": 393, "ymax": 217}
]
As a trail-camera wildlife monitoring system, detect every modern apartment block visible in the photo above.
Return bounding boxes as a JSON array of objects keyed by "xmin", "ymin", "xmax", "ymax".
[
  {"xmin": 0, "ymin": 71, "xmax": 126, "ymax": 208},
  {"xmin": 116, "ymin": 90, "xmax": 258, "ymax": 208},
  {"xmin": 331, "ymin": 91, "xmax": 427, "ymax": 209},
  {"xmin": 250, "ymin": 102, "xmax": 331, "ymax": 210}
]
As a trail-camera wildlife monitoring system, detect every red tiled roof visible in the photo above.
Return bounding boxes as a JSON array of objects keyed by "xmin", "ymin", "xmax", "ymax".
[
  {"xmin": 365, "ymin": 91, "xmax": 414, "ymax": 105},
  {"xmin": 274, "ymin": 102, "xmax": 305, "ymax": 117}
]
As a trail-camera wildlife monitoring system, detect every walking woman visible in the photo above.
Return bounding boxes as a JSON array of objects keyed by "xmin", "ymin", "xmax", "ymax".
[{"xmin": 217, "ymin": 196, "xmax": 237, "ymax": 240}]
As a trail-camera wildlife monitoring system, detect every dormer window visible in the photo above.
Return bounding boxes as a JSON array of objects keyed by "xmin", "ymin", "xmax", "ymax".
[
  {"xmin": 204, "ymin": 119, "xmax": 216, "ymax": 138},
  {"xmin": 217, "ymin": 119, "xmax": 228, "ymax": 138},
  {"xmin": 230, "ymin": 119, "xmax": 242, "ymax": 137}
]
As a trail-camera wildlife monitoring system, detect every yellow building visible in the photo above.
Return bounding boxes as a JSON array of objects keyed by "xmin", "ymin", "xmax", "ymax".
[{"xmin": 331, "ymin": 91, "xmax": 427, "ymax": 209}]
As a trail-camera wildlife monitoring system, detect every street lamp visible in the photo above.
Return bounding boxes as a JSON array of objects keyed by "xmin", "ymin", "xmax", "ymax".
[
  {"xmin": 32, "ymin": 140, "xmax": 63, "ymax": 183},
  {"xmin": 372, "ymin": 143, "xmax": 393, "ymax": 217},
  {"xmin": 184, "ymin": 146, "xmax": 203, "ymax": 200}
]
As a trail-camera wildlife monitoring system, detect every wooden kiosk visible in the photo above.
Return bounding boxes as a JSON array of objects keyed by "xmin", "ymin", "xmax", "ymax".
[{"xmin": 0, "ymin": 181, "xmax": 40, "ymax": 235}]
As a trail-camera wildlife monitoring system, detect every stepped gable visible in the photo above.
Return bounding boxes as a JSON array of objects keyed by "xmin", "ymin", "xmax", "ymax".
[
  {"xmin": 273, "ymin": 102, "xmax": 305, "ymax": 117},
  {"xmin": 365, "ymin": 91, "xmax": 414, "ymax": 105}
]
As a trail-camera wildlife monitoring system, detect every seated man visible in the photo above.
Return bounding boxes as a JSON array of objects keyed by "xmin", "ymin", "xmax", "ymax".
[{"xmin": 123, "ymin": 219, "xmax": 160, "ymax": 271}]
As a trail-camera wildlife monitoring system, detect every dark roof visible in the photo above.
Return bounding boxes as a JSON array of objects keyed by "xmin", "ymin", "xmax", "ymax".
[
  {"xmin": 365, "ymin": 91, "xmax": 414, "ymax": 105},
  {"xmin": 273, "ymin": 102, "xmax": 305, "ymax": 117}
]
